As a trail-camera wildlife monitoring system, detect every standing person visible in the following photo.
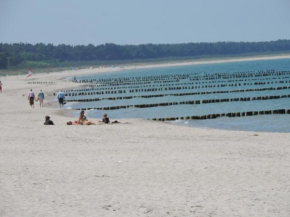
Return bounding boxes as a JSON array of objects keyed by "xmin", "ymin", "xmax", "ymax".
[
  {"xmin": 56, "ymin": 90, "xmax": 65, "ymax": 108},
  {"xmin": 38, "ymin": 90, "xmax": 45, "ymax": 108},
  {"xmin": 28, "ymin": 89, "xmax": 35, "ymax": 108},
  {"xmin": 0, "ymin": 81, "xmax": 2, "ymax": 93}
]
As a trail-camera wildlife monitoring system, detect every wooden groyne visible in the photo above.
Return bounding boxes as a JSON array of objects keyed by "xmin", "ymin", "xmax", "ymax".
[
  {"xmin": 47, "ymin": 70, "xmax": 290, "ymax": 118},
  {"xmin": 28, "ymin": 82, "xmax": 56, "ymax": 85},
  {"xmin": 50, "ymin": 80, "xmax": 290, "ymax": 97},
  {"xmin": 151, "ymin": 109, "xmax": 290, "ymax": 121},
  {"xmin": 63, "ymin": 86, "xmax": 290, "ymax": 103},
  {"xmin": 61, "ymin": 71, "xmax": 290, "ymax": 92},
  {"xmin": 71, "ymin": 70, "xmax": 290, "ymax": 85},
  {"xmin": 71, "ymin": 94, "xmax": 290, "ymax": 111}
]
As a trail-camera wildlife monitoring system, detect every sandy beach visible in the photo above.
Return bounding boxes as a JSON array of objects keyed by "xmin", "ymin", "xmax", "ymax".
[{"xmin": 1, "ymin": 55, "xmax": 290, "ymax": 217}]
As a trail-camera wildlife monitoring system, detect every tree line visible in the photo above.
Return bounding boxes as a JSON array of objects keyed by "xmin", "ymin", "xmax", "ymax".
[{"xmin": 1, "ymin": 40, "xmax": 290, "ymax": 69}]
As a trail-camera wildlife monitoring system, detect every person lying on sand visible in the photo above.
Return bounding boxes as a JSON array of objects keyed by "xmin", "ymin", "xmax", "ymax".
[
  {"xmin": 44, "ymin": 116, "xmax": 54, "ymax": 125},
  {"xmin": 111, "ymin": 120, "xmax": 121, "ymax": 124},
  {"xmin": 67, "ymin": 120, "xmax": 96, "ymax": 125},
  {"xmin": 67, "ymin": 121, "xmax": 79, "ymax": 125}
]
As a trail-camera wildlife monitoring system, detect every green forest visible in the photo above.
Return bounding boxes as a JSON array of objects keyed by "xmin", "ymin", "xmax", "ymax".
[{"xmin": 1, "ymin": 40, "xmax": 290, "ymax": 69}]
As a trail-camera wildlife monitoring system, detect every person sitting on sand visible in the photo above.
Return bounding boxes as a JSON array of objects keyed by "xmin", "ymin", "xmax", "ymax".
[
  {"xmin": 44, "ymin": 116, "xmax": 54, "ymax": 125},
  {"xmin": 78, "ymin": 110, "xmax": 87, "ymax": 124},
  {"xmin": 76, "ymin": 111, "xmax": 96, "ymax": 125},
  {"xmin": 102, "ymin": 113, "xmax": 110, "ymax": 124},
  {"xmin": 99, "ymin": 113, "xmax": 120, "ymax": 124}
]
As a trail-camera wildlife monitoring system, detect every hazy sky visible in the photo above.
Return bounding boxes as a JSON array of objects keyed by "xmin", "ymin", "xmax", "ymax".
[{"xmin": 0, "ymin": 0, "xmax": 289, "ymax": 45}]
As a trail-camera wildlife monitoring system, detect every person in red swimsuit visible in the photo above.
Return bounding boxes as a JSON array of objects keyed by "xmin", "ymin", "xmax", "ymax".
[{"xmin": 0, "ymin": 81, "xmax": 2, "ymax": 93}]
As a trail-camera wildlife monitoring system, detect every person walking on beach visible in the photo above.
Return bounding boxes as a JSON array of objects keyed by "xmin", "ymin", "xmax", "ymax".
[
  {"xmin": 28, "ymin": 89, "xmax": 35, "ymax": 108},
  {"xmin": 0, "ymin": 81, "xmax": 2, "ymax": 93},
  {"xmin": 56, "ymin": 90, "xmax": 65, "ymax": 108},
  {"xmin": 38, "ymin": 89, "xmax": 45, "ymax": 108}
]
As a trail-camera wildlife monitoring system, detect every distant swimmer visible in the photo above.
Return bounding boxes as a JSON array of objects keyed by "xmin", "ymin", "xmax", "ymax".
[{"xmin": 28, "ymin": 89, "xmax": 35, "ymax": 108}]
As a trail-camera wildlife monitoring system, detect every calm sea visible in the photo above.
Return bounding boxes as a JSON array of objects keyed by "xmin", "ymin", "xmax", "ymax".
[{"xmin": 65, "ymin": 58, "xmax": 290, "ymax": 132}]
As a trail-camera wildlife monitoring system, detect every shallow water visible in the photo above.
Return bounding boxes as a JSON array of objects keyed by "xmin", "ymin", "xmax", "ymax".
[
  {"xmin": 172, "ymin": 115, "xmax": 290, "ymax": 133},
  {"xmin": 64, "ymin": 58, "xmax": 290, "ymax": 132}
]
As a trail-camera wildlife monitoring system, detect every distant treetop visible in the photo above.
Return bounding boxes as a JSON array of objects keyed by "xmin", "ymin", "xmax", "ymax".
[{"xmin": 1, "ymin": 40, "xmax": 290, "ymax": 69}]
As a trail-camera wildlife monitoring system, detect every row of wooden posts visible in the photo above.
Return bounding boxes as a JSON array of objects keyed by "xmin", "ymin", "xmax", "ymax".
[
  {"xmin": 85, "ymin": 75, "xmax": 290, "ymax": 90},
  {"xmin": 73, "ymin": 70, "xmax": 290, "ymax": 85},
  {"xmin": 28, "ymin": 82, "xmax": 55, "ymax": 84},
  {"xmin": 51, "ymin": 80, "xmax": 290, "ymax": 97},
  {"xmin": 63, "ymin": 86, "xmax": 290, "ymax": 103},
  {"xmin": 60, "ymin": 72, "xmax": 290, "ymax": 92},
  {"xmin": 58, "ymin": 77, "xmax": 281, "ymax": 93},
  {"xmin": 151, "ymin": 109, "xmax": 290, "ymax": 121},
  {"xmin": 75, "ymin": 74, "xmax": 290, "ymax": 87},
  {"xmin": 72, "ymin": 94, "xmax": 290, "ymax": 111}
]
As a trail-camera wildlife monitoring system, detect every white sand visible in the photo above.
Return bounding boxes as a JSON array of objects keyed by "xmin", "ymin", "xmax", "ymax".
[{"xmin": 1, "ymin": 55, "xmax": 290, "ymax": 217}]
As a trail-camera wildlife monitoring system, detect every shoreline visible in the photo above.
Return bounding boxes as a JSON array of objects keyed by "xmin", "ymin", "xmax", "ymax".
[
  {"xmin": 3, "ymin": 52, "xmax": 290, "ymax": 79},
  {"xmin": 61, "ymin": 53, "xmax": 290, "ymax": 80},
  {"xmin": 3, "ymin": 53, "xmax": 290, "ymax": 120}
]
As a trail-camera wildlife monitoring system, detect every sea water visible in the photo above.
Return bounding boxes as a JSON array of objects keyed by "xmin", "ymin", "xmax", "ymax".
[{"xmin": 65, "ymin": 58, "xmax": 290, "ymax": 132}]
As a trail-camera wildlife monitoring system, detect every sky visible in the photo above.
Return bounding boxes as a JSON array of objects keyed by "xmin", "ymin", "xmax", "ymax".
[{"xmin": 0, "ymin": 0, "xmax": 290, "ymax": 46}]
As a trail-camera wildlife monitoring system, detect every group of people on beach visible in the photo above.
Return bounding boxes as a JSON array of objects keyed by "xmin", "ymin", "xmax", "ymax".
[
  {"xmin": 66, "ymin": 111, "xmax": 112, "ymax": 125},
  {"xmin": 44, "ymin": 111, "xmax": 117, "ymax": 125},
  {"xmin": 28, "ymin": 89, "xmax": 45, "ymax": 108},
  {"xmin": 25, "ymin": 88, "xmax": 117, "ymax": 126},
  {"xmin": 27, "ymin": 89, "xmax": 66, "ymax": 108}
]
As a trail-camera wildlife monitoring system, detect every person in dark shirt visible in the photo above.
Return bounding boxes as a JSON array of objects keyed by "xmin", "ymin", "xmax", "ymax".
[
  {"xmin": 44, "ymin": 116, "xmax": 54, "ymax": 125},
  {"xmin": 28, "ymin": 89, "xmax": 35, "ymax": 108},
  {"xmin": 102, "ymin": 113, "xmax": 110, "ymax": 124},
  {"xmin": 100, "ymin": 113, "xmax": 121, "ymax": 124}
]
